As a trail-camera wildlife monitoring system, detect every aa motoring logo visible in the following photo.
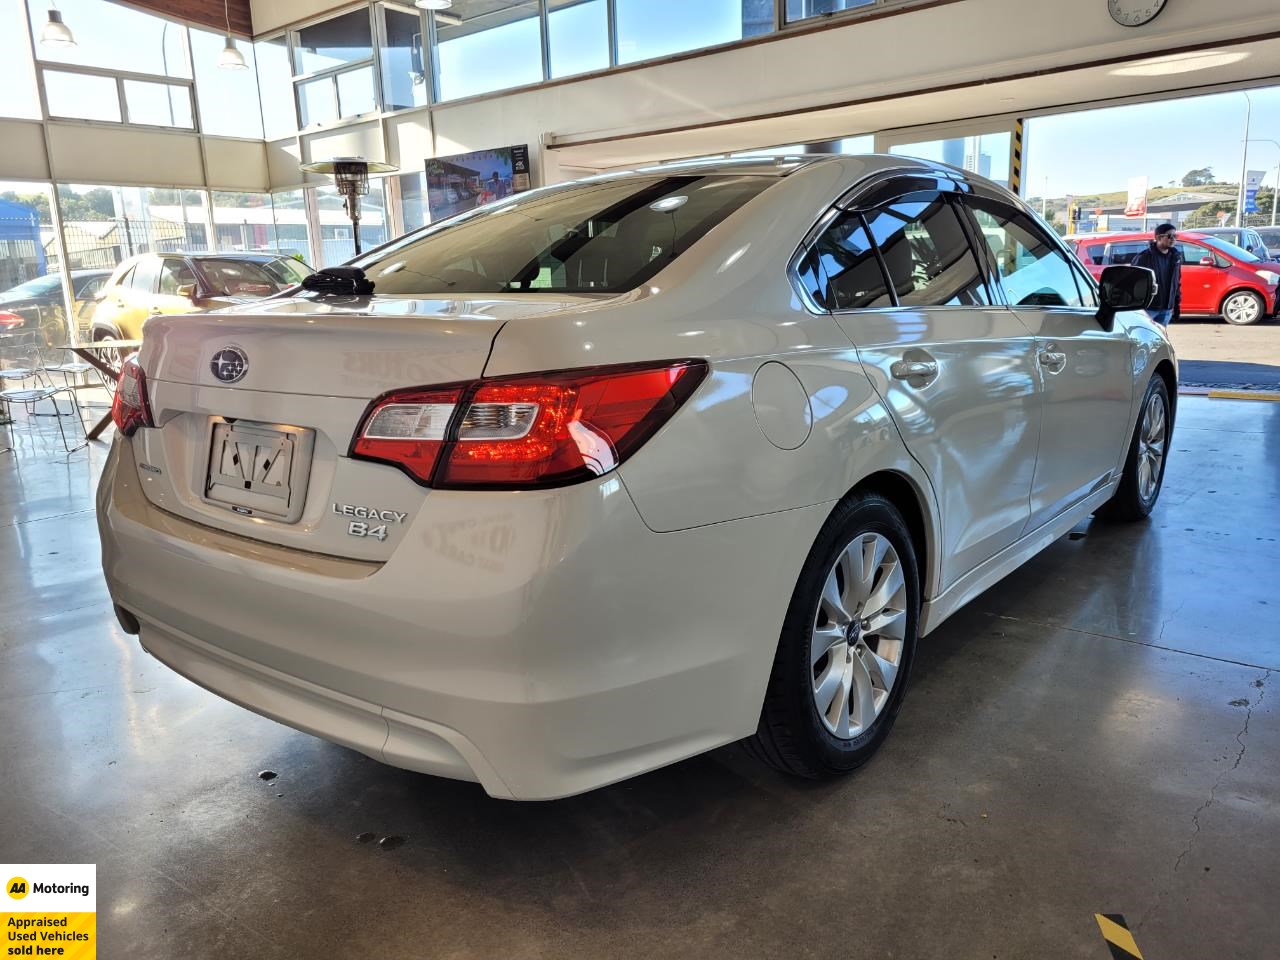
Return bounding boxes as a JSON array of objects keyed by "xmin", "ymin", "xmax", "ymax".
[{"xmin": 6, "ymin": 877, "xmax": 28, "ymax": 900}]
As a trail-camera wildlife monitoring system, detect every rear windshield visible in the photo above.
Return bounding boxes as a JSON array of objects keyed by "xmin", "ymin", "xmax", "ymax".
[
  {"xmin": 1201, "ymin": 235, "xmax": 1261, "ymax": 263},
  {"xmin": 193, "ymin": 259, "xmax": 299, "ymax": 298},
  {"xmin": 355, "ymin": 174, "xmax": 772, "ymax": 295}
]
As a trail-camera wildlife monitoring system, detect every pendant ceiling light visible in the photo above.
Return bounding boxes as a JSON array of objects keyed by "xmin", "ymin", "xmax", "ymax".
[
  {"xmin": 414, "ymin": 0, "xmax": 454, "ymax": 10},
  {"xmin": 218, "ymin": 0, "xmax": 248, "ymax": 70},
  {"xmin": 40, "ymin": 7, "xmax": 76, "ymax": 47}
]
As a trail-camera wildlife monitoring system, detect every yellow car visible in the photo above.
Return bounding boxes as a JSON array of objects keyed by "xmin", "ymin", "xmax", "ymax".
[{"xmin": 90, "ymin": 251, "xmax": 312, "ymax": 347}]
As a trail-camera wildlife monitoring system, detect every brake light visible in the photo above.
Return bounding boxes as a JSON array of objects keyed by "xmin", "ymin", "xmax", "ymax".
[
  {"xmin": 0, "ymin": 312, "xmax": 23, "ymax": 328},
  {"xmin": 352, "ymin": 360, "xmax": 707, "ymax": 489},
  {"xmin": 111, "ymin": 355, "xmax": 153, "ymax": 437}
]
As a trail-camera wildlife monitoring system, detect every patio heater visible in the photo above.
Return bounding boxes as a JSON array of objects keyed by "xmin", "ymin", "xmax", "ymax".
[{"xmin": 298, "ymin": 157, "xmax": 398, "ymax": 257}]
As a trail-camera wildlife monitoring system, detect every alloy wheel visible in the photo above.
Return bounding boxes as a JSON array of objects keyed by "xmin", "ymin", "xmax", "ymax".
[
  {"xmin": 1223, "ymin": 293, "xmax": 1261, "ymax": 325},
  {"xmin": 1137, "ymin": 391, "xmax": 1167, "ymax": 503},
  {"xmin": 810, "ymin": 532, "xmax": 907, "ymax": 739}
]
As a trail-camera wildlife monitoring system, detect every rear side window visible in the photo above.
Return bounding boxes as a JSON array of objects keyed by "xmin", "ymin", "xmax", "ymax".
[
  {"xmin": 965, "ymin": 197, "xmax": 1084, "ymax": 308},
  {"xmin": 1106, "ymin": 242, "xmax": 1146, "ymax": 265},
  {"xmin": 809, "ymin": 213, "xmax": 891, "ymax": 309},
  {"xmin": 358, "ymin": 174, "xmax": 772, "ymax": 295},
  {"xmin": 1081, "ymin": 244, "xmax": 1104, "ymax": 266},
  {"xmin": 159, "ymin": 259, "xmax": 198, "ymax": 295},
  {"xmin": 861, "ymin": 193, "xmax": 990, "ymax": 307}
]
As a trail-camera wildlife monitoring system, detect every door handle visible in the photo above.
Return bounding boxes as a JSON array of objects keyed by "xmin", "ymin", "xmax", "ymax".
[
  {"xmin": 890, "ymin": 359, "xmax": 939, "ymax": 382},
  {"xmin": 1037, "ymin": 349, "xmax": 1068, "ymax": 372}
]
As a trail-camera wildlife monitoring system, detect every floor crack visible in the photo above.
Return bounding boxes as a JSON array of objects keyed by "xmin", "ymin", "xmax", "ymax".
[
  {"xmin": 1172, "ymin": 668, "xmax": 1269, "ymax": 874},
  {"xmin": 1139, "ymin": 669, "xmax": 1270, "ymax": 931}
]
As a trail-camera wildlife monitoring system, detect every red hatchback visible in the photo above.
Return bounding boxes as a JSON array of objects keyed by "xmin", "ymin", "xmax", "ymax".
[{"xmin": 1070, "ymin": 230, "xmax": 1280, "ymax": 325}]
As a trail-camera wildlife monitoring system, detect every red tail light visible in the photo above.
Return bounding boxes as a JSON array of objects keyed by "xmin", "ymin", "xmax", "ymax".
[
  {"xmin": 111, "ymin": 355, "xmax": 154, "ymax": 437},
  {"xmin": 352, "ymin": 360, "xmax": 707, "ymax": 489},
  {"xmin": 0, "ymin": 312, "xmax": 23, "ymax": 329}
]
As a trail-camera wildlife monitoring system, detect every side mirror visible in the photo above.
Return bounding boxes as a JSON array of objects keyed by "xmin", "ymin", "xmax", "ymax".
[
  {"xmin": 1199, "ymin": 256, "xmax": 1216, "ymax": 267},
  {"xmin": 1097, "ymin": 265, "xmax": 1156, "ymax": 331},
  {"xmin": 176, "ymin": 283, "xmax": 198, "ymax": 301}
]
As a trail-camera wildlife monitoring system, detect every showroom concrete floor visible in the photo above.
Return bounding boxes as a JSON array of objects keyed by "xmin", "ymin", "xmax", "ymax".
[{"xmin": 1, "ymin": 396, "xmax": 1277, "ymax": 960}]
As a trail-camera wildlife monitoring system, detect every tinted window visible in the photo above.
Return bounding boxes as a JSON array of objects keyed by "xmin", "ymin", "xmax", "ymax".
[
  {"xmin": 358, "ymin": 175, "xmax": 772, "ymax": 295},
  {"xmin": 809, "ymin": 213, "xmax": 890, "ymax": 309},
  {"xmin": 861, "ymin": 193, "xmax": 988, "ymax": 307},
  {"xmin": 159, "ymin": 259, "xmax": 198, "ymax": 296},
  {"xmin": 1106, "ymin": 241, "xmax": 1146, "ymax": 265},
  {"xmin": 1081, "ymin": 244, "xmax": 1105, "ymax": 266},
  {"xmin": 965, "ymin": 197, "xmax": 1083, "ymax": 308}
]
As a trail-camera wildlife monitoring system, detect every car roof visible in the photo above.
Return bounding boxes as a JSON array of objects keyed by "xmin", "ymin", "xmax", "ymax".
[
  {"xmin": 167, "ymin": 251, "xmax": 288, "ymax": 263},
  {"xmin": 593, "ymin": 152, "xmax": 995, "ymax": 184}
]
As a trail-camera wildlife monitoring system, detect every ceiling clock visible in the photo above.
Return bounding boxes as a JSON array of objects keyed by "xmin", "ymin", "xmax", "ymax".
[{"xmin": 1108, "ymin": 0, "xmax": 1169, "ymax": 27}]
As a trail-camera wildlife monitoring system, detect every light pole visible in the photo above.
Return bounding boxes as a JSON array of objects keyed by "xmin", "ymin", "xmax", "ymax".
[{"xmin": 1236, "ymin": 91, "xmax": 1253, "ymax": 228}]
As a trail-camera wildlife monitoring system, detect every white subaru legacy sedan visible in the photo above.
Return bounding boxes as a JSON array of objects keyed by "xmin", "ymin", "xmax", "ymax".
[{"xmin": 98, "ymin": 155, "xmax": 1176, "ymax": 800}]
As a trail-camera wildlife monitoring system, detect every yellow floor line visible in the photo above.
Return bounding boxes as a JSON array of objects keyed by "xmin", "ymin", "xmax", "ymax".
[{"xmin": 1206, "ymin": 389, "xmax": 1280, "ymax": 401}]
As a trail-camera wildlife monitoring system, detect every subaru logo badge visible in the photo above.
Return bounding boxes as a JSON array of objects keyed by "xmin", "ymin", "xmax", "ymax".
[{"xmin": 211, "ymin": 345, "xmax": 248, "ymax": 384}]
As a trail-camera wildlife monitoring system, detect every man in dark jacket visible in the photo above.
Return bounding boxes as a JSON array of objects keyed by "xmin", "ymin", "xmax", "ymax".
[{"xmin": 1132, "ymin": 223, "xmax": 1181, "ymax": 326}]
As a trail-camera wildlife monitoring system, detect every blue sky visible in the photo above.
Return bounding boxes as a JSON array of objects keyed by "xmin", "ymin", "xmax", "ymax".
[{"xmin": 1025, "ymin": 86, "xmax": 1280, "ymax": 199}]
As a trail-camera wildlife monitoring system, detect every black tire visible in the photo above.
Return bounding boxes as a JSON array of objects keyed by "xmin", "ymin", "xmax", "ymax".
[
  {"xmin": 745, "ymin": 493, "xmax": 920, "ymax": 778},
  {"xmin": 1221, "ymin": 289, "xmax": 1265, "ymax": 326},
  {"xmin": 1099, "ymin": 376, "xmax": 1171, "ymax": 522}
]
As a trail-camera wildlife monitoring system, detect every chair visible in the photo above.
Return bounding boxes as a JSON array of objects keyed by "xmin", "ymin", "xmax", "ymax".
[
  {"xmin": 0, "ymin": 334, "xmax": 50, "ymax": 391},
  {"xmin": 0, "ymin": 383, "xmax": 88, "ymax": 454}
]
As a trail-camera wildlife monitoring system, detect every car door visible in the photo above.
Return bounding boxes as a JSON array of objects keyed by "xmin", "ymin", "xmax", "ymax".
[
  {"xmin": 812, "ymin": 180, "xmax": 1041, "ymax": 589},
  {"xmin": 153, "ymin": 257, "xmax": 200, "ymax": 316},
  {"xmin": 961, "ymin": 193, "xmax": 1133, "ymax": 532},
  {"xmin": 1174, "ymin": 239, "xmax": 1218, "ymax": 314}
]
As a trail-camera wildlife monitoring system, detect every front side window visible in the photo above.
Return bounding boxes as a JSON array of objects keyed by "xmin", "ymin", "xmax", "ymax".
[
  {"xmin": 159, "ymin": 259, "xmax": 198, "ymax": 295},
  {"xmin": 965, "ymin": 197, "xmax": 1083, "ymax": 308},
  {"xmin": 862, "ymin": 193, "xmax": 989, "ymax": 307},
  {"xmin": 809, "ymin": 213, "xmax": 891, "ymax": 309},
  {"xmin": 358, "ymin": 175, "xmax": 772, "ymax": 295},
  {"xmin": 1202, "ymin": 235, "xmax": 1260, "ymax": 263}
]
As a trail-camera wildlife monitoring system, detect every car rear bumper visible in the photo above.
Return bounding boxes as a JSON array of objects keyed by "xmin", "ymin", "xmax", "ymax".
[{"xmin": 98, "ymin": 440, "xmax": 827, "ymax": 800}]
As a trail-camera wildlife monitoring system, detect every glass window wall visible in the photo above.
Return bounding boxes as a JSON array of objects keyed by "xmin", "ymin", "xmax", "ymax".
[
  {"xmin": 395, "ymin": 172, "xmax": 430, "ymax": 233},
  {"xmin": 784, "ymin": 0, "xmax": 875, "ymax": 25},
  {"xmin": 293, "ymin": 9, "xmax": 374, "ymax": 74},
  {"xmin": 0, "ymin": 1, "xmax": 40, "ymax": 119},
  {"xmin": 268, "ymin": 190, "xmax": 313, "ymax": 263},
  {"xmin": 548, "ymin": 0, "xmax": 609, "ymax": 79},
  {"xmin": 433, "ymin": 0, "xmax": 542, "ymax": 102},
  {"xmin": 314, "ymin": 180, "xmax": 387, "ymax": 265},
  {"xmin": 192, "ymin": 28, "xmax": 263, "ymax": 139},
  {"xmin": 27, "ymin": 0, "xmax": 190, "ymax": 77},
  {"xmin": 123, "ymin": 79, "xmax": 194, "ymax": 128},
  {"xmin": 381, "ymin": 6, "xmax": 430, "ymax": 112},
  {"xmin": 42, "ymin": 70, "xmax": 121, "ymax": 122},
  {"xmin": 256, "ymin": 37, "xmax": 297, "ymax": 140},
  {"xmin": 615, "ymin": 0, "xmax": 770, "ymax": 65},
  {"xmin": 0, "ymin": 181, "xmax": 77, "ymax": 347}
]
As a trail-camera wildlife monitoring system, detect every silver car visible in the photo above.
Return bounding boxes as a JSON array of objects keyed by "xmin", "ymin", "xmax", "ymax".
[{"xmin": 98, "ymin": 155, "xmax": 1176, "ymax": 799}]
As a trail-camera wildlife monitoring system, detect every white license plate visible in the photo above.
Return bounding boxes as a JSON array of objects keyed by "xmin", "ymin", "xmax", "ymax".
[{"xmin": 204, "ymin": 420, "xmax": 313, "ymax": 523}]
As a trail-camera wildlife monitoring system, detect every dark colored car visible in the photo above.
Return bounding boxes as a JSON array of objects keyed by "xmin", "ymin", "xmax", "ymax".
[
  {"xmin": 0, "ymin": 269, "xmax": 112, "ymax": 344},
  {"xmin": 1070, "ymin": 230, "xmax": 1279, "ymax": 325},
  {"xmin": 1194, "ymin": 226, "xmax": 1271, "ymax": 262},
  {"xmin": 1254, "ymin": 226, "xmax": 1280, "ymax": 261}
]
